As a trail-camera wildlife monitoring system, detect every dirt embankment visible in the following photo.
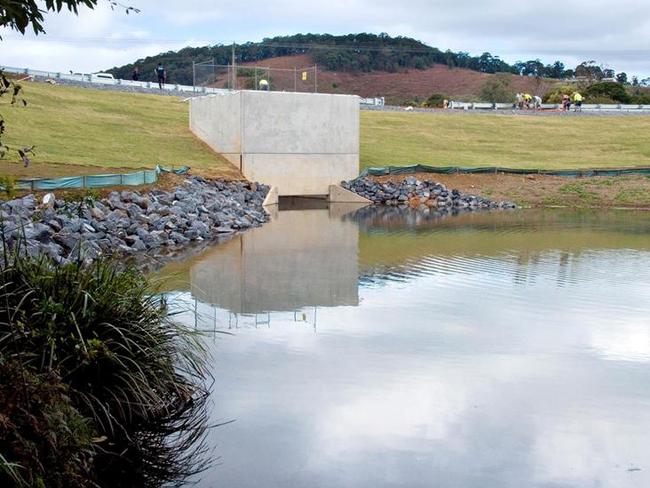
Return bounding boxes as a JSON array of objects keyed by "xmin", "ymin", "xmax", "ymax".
[
  {"xmin": 234, "ymin": 54, "xmax": 556, "ymax": 103},
  {"xmin": 373, "ymin": 173, "xmax": 650, "ymax": 209}
]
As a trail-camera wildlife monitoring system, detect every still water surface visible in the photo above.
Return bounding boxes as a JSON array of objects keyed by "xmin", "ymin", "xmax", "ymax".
[{"xmin": 157, "ymin": 206, "xmax": 650, "ymax": 488}]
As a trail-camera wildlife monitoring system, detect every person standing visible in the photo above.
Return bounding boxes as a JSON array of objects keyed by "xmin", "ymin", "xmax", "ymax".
[
  {"xmin": 132, "ymin": 67, "xmax": 140, "ymax": 81},
  {"xmin": 572, "ymin": 92, "xmax": 583, "ymax": 112},
  {"xmin": 533, "ymin": 95, "xmax": 542, "ymax": 110},
  {"xmin": 515, "ymin": 93, "xmax": 523, "ymax": 109},
  {"xmin": 155, "ymin": 63, "xmax": 166, "ymax": 90},
  {"xmin": 562, "ymin": 94, "xmax": 571, "ymax": 111}
]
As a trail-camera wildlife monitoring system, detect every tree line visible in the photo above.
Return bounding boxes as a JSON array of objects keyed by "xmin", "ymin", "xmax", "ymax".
[{"xmin": 106, "ymin": 33, "xmax": 649, "ymax": 87}]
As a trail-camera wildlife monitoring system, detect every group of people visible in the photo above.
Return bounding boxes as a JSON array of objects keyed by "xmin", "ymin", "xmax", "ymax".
[
  {"xmin": 131, "ymin": 63, "xmax": 167, "ymax": 90},
  {"xmin": 561, "ymin": 92, "xmax": 583, "ymax": 111},
  {"xmin": 515, "ymin": 91, "xmax": 584, "ymax": 112},
  {"xmin": 514, "ymin": 93, "xmax": 543, "ymax": 110}
]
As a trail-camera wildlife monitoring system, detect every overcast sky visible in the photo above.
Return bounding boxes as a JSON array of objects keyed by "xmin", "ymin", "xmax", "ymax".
[{"xmin": 2, "ymin": 0, "xmax": 649, "ymax": 77}]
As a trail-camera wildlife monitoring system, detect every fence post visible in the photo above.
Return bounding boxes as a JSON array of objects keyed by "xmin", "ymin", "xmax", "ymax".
[
  {"xmin": 192, "ymin": 61, "xmax": 196, "ymax": 91},
  {"xmin": 314, "ymin": 65, "xmax": 318, "ymax": 93},
  {"xmin": 82, "ymin": 175, "xmax": 87, "ymax": 189},
  {"xmin": 255, "ymin": 67, "xmax": 258, "ymax": 90},
  {"xmin": 294, "ymin": 67, "xmax": 297, "ymax": 92}
]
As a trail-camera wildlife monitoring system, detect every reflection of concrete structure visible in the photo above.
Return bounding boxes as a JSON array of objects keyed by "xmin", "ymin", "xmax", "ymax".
[
  {"xmin": 190, "ymin": 208, "xmax": 360, "ymax": 313},
  {"xmin": 189, "ymin": 91, "xmax": 360, "ymax": 197}
]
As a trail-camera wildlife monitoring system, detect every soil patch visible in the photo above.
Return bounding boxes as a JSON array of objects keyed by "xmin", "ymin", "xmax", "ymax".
[{"xmin": 372, "ymin": 173, "xmax": 650, "ymax": 209}]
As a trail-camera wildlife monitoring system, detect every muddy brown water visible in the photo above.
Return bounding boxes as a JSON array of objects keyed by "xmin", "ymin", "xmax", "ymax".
[{"xmin": 157, "ymin": 206, "xmax": 650, "ymax": 488}]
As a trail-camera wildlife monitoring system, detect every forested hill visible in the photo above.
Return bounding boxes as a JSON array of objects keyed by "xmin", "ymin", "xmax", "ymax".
[{"xmin": 107, "ymin": 33, "xmax": 568, "ymax": 86}]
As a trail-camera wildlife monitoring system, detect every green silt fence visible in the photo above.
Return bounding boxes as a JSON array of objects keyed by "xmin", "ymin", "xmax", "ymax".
[
  {"xmin": 15, "ymin": 165, "xmax": 190, "ymax": 191},
  {"xmin": 359, "ymin": 164, "xmax": 650, "ymax": 178}
]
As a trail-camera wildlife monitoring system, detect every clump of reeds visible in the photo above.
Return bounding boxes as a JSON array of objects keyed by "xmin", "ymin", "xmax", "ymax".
[{"xmin": 0, "ymin": 245, "xmax": 211, "ymax": 487}]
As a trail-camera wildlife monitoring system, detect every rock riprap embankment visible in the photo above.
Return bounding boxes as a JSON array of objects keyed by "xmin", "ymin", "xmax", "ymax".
[
  {"xmin": 0, "ymin": 176, "xmax": 269, "ymax": 264},
  {"xmin": 342, "ymin": 176, "xmax": 517, "ymax": 209}
]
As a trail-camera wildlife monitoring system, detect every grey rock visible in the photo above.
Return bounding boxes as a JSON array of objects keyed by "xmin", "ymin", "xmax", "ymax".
[
  {"xmin": 47, "ymin": 219, "xmax": 62, "ymax": 233},
  {"xmin": 25, "ymin": 223, "xmax": 52, "ymax": 242},
  {"xmin": 53, "ymin": 232, "xmax": 80, "ymax": 251},
  {"xmin": 90, "ymin": 207, "xmax": 105, "ymax": 220},
  {"xmin": 169, "ymin": 231, "xmax": 189, "ymax": 244}
]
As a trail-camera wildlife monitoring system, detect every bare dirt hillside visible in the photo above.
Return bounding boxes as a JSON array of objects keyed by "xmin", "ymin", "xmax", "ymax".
[{"xmin": 227, "ymin": 54, "xmax": 557, "ymax": 103}]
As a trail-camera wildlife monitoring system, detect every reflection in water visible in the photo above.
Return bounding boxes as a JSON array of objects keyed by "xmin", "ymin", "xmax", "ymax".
[{"xmin": 156, "ymin": 207, "xmax": 650, "ymax": 488}]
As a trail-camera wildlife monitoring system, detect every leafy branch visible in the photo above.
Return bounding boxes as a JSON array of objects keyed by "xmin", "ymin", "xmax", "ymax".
[
  {"xmin": 0, "ymin": 1, "xmax": 139, "ymax": 36},
  {"xmin": 0, "ymin": 71, "xmax": 34, "ymax": 166}
]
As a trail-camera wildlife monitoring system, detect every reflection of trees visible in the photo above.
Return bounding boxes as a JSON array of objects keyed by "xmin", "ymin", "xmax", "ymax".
[{"xmin": 346, "ymin": 206, "xmax": 650, "ymax": 236}]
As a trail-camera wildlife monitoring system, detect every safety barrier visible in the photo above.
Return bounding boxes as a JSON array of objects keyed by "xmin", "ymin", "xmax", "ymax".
[
  {"xmin": 360, "ymin": 97, "xmax": 386, "ymax": 107},
  {"xmin": 449, "ymin": 101, "xmax": 650, "ymax": 112},
  {"xmin": 5, "ymin": 65, "xmax": 385, "ymax": 106},
  {"xmin": 359, "ymin": 164, "xmax": 650, "ymax": 178},
  {"xmin": 15, "ymin": 165, "xmax": 189, "ymax": 191},
  {"xmin": 2, "ymin": 66, "xmax": 226, "ymax": 95}
]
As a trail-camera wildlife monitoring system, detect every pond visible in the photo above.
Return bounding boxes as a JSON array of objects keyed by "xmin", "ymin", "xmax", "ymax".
[{"xmin": 156, "ymin": 204, "xmax": 650, "ymax": 488}]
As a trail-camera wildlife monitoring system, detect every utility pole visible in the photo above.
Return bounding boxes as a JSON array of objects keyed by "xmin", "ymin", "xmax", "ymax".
[{"xmin": 231, "ymin": 42, "xmax": 236, "ymax": 90}]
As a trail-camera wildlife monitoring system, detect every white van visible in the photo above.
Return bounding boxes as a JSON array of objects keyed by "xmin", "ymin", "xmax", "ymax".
[{"xmin": 91, "ymin": 72, "xmax": 115, "ymax": 82}]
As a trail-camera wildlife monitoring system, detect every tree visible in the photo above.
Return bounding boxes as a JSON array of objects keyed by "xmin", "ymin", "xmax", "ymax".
[
  {"xmin": 616, "ymin": 72, "xmax": 628, "ymax": 84},
  {"xmin": 0, "ymin": 0, "xmax": 138, "ymax": 35},
  {"xmin": 546, "ymin": 61, "xmax": 566, "ymax": 79},
  {"xmin": 602, "ymin": 68, "xmax": 615, "ymax": 79},
  {"xmin": 480, "ymin": 74, "xmax": 514, "ymax": 103},
  {"xmin": 522, "ymin": 59, "xmax": 544, "ymax": 77},
  {"xmin": 575, "ymin": 60, "xmax": 604, "ymax": 81}
]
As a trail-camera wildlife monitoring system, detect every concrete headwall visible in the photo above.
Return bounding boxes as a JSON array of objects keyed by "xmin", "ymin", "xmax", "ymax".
[{"xmin": 189, "ymin": 91, "xmax": 360, "ymax": 196}]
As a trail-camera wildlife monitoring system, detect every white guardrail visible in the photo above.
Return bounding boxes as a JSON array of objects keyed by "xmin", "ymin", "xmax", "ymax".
[
  {"xmin": 360, "ymin": 97, "xmax": 386, "ymax": 106},
  {"xmin": 4, "ymin": 65, "xmax": 389, "ymax": 106},
  {"xmin": 2, "ymin": 66, "xmax": 228, "ymax": 95},
  {"xmin": 449, "ymin": 101, "xmax": 650, "ymax": 111}
]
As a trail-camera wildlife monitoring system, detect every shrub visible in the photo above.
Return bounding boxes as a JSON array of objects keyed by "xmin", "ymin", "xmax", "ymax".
[
  {"xmin": 584, "ymin": 81, "xmax": 631, "ymax": 103},
  {"xmin": 630, "ymin": 93, "xmax": 650, "ymax": 104},
  {"xmin": 544, "ymin": 84, "xmax": 578, "ymax": 103},
  {"xmin": 0, "ymin": 362, "xmax": 95, "ymax": 487},
  {"xmin": 0, "ymin": 252, "xmax": 211, "ymax": 487},
  {"xmin": 423, "ymin": 93, "xmax": 447, "ymax": 108}
]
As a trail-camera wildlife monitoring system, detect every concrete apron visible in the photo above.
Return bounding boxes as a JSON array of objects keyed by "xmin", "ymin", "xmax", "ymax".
[{"xmin": 262, "ymin": 184, "xmax": 371, "ymax": 211}]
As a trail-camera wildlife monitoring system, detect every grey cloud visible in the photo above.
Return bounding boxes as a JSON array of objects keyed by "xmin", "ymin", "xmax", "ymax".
[{"xmin": 3, "ymin": 0, "xmax": 649, "ymax": 76}]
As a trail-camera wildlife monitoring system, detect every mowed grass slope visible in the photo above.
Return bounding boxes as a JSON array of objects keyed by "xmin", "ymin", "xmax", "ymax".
[
  {"xmin": 4, "ymin": 82, "xmax": 650, "ymax": 180},
  {"xmin": 2, "ymin": 82, "xmax": 240, "ymax": 178},
  {"xmin": 361, "ymin": 111, "xmax": 650, "ymax": 170}
]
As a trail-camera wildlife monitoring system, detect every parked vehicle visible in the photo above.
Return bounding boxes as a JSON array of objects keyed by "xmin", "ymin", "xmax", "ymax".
[{"xmin": 91, "ymin": 72, "xmax": 115, "ymax": 81}]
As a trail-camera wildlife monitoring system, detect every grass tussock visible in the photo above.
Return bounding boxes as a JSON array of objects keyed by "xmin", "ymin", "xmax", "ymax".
[{"xmin": 0, "ymin": 246, "xmax": 211, "ymax": 487}]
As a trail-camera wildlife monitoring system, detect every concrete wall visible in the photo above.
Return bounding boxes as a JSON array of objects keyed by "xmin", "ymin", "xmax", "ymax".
[{"xmin": 190, "ymin": 91, "xmax": 360, "ymax": 196}]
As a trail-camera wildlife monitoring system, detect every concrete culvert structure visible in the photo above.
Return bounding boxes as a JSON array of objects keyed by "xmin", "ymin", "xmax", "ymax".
[{"xmin": 189, "ymin": 90, "xmax": 365, "ymax": 200}]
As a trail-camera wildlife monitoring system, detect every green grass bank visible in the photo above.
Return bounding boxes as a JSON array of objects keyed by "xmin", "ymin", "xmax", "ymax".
[
  {"xmin": 360, "ymin": 111, "xmax": 650, "ymax": 170},
  {"xmin": 1, "ymin": 82, "xmax": 239, "ymax": 179},
  {"xmin": 3, "ymin": 83, "xmax": 650, "ymax": 181}
]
